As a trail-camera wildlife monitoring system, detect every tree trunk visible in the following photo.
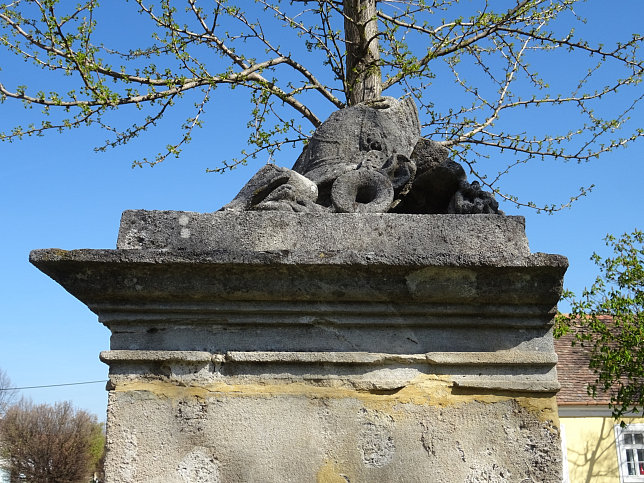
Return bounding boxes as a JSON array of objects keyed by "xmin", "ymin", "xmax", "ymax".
[{"xmin": 344, "ymin": 0, "xmax": 382, "ymax": 105}]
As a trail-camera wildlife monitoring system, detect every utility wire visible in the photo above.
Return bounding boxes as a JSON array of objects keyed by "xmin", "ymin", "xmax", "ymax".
[{"xmin": 0, "ymin": 380, "xmax": 107, "ymax": 391}]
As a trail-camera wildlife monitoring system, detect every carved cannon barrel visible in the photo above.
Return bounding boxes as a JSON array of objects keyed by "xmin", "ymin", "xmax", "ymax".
[{"xmin": 331, "ymin": 169, "xmax": 394, "ymax": 213}]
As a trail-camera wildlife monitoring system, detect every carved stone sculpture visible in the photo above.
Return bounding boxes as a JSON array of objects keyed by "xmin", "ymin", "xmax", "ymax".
[{"xmin": 222, "ymin": 97, "xmax": 503, "ymax": 215}]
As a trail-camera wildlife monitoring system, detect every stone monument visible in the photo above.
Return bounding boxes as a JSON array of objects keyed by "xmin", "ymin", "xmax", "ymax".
[
  {"xmin": 221, "ymin": 97, "xmax": 501, "ymax": 216},
  {"xmin": 31, "ymin": 97, "xmax": 566, "ymax": 482}
]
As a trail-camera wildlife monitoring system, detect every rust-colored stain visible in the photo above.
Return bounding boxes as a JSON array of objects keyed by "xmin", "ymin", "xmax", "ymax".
[{"xmin": 316, "ymin": 460, "xmax": 350, "ymax": 483}]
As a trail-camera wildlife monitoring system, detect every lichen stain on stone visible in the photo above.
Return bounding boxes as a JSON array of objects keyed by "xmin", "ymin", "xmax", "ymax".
[
  {"xmin": 405, "ymin": 266, "xmax": 478, "ymax": 298},
  {"xmin": 112, "ymin": 375, "xmax": 558, "ymax": 424},
  {"xmin": 316, "ymin": 460, "xmax": 349, "ymax": 483},
  {"xmin": 37, "ymin": 248, "xmax": 71, "ymax": 261},
  {"xmin": 51, "ymin": 248, "xmax": 70, "ymax": 258}
]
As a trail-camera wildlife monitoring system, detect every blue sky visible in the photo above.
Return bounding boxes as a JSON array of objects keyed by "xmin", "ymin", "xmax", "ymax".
[{"xmin": 0, "ymin": 1, "xmax": 642, "ymax": 419}]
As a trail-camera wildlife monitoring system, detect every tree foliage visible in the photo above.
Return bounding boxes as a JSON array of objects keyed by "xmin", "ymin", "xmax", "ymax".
[
  {"xmin": 0, "ymin": 399, "xmax": 105, "ymax": 482},
  {"xmin": 556, "ymin": 229, "xmax": 644, "ymax": 419},
  {"xmin": 0, "ymin": 0, "xmax": 642, "ymax": 211}
]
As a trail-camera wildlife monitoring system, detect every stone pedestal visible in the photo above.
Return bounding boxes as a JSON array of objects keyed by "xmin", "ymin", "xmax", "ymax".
[{"xmin": 31, "ymin": 211, "xmax": 567, "ymax": 482}]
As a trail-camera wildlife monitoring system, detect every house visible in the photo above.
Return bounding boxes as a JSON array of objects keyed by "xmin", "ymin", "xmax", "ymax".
[{"xmin": 555, "ymin": 332, "xmax": 644, "ymax": 483}]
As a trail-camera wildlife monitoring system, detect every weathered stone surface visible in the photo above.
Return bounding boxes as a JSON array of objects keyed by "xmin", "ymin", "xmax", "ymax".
[
  {"xmin": 292, "ymin": 97, "xmax": 420, "ymax": 188},
  {"xmin": 115, "ymin": 210, "xmax": 529, "ymax": 258},
  {"xmin": 221, "ymin": 164, "xmax": 321, "ymax": 213},
  {"xmin": 449, "ymin": 180, "xmax": 502, "ymax": 214},
  {"xmin": 104, "ymin": 382, "xmax": 562, "ymax": 483},
  {"xmin": 30, "ymin": 211, "xmax": 567, "ymax": 482},
  {"xmin": 31, "ymin": 212, "xmax": 565, "ymax": 358},
  {"xmin": 223, "ymin": 97, "xmax": 503, "ymax": 214},
  {"xmin": 330, "ymin": 168, "xmax": 394, "ymax": 213},
  {"xmin": 32, "ymin": 212, "xmax": 566, "ymax": 358},
  {"xmin": 100, "ymin": 348, "xmax": 559, "ymax": 394}
]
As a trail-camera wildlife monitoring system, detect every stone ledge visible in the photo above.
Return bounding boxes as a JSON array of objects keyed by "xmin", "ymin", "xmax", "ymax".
[
  {"xmin": 224, "ymin": 350, "xmax": 557, "ymax": 365},
  {"xmin": 29, "ymin": 249, "xmax": 566, "ymax": 310},
  {"xmin": 100, "ymin": 350, "xmax": 212, "ymax": 363},
  {"xmin": 30, "ymin": 247, "xmax": 568, "ymax": 268},
  {"xmin": 100, "ymin": 349, "xmax": 557, "ymax": 366},
  {"xmin": 100, "ymin": 349, "xmax": 559, "ymax": 394}
]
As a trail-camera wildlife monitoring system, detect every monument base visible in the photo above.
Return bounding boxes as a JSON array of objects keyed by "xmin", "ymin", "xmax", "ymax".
[{"xmin": 31, "ymin": 211, "xmax": 567, "ymax": 482}]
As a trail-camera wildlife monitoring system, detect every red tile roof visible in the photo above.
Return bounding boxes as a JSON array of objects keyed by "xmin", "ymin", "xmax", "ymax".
[{"xmin": 554, "ymin": 329, "xmax": 612, "ymax": 406}]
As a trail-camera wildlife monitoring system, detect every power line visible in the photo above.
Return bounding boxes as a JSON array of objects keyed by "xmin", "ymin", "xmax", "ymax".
[{"xmin": 0, "ymin": 380, "xmax": 107, "ymax": 391}]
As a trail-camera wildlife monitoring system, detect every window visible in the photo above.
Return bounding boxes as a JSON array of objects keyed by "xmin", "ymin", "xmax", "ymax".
[{"xmin": 616, "ymin": 424, "xmax": 644, "ymax": 482}]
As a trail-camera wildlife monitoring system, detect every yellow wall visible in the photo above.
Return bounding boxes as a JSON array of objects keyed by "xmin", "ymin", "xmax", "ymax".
[{"xmin": 561, "ymin": 415, "xmax": 644, "ymax": 483}]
